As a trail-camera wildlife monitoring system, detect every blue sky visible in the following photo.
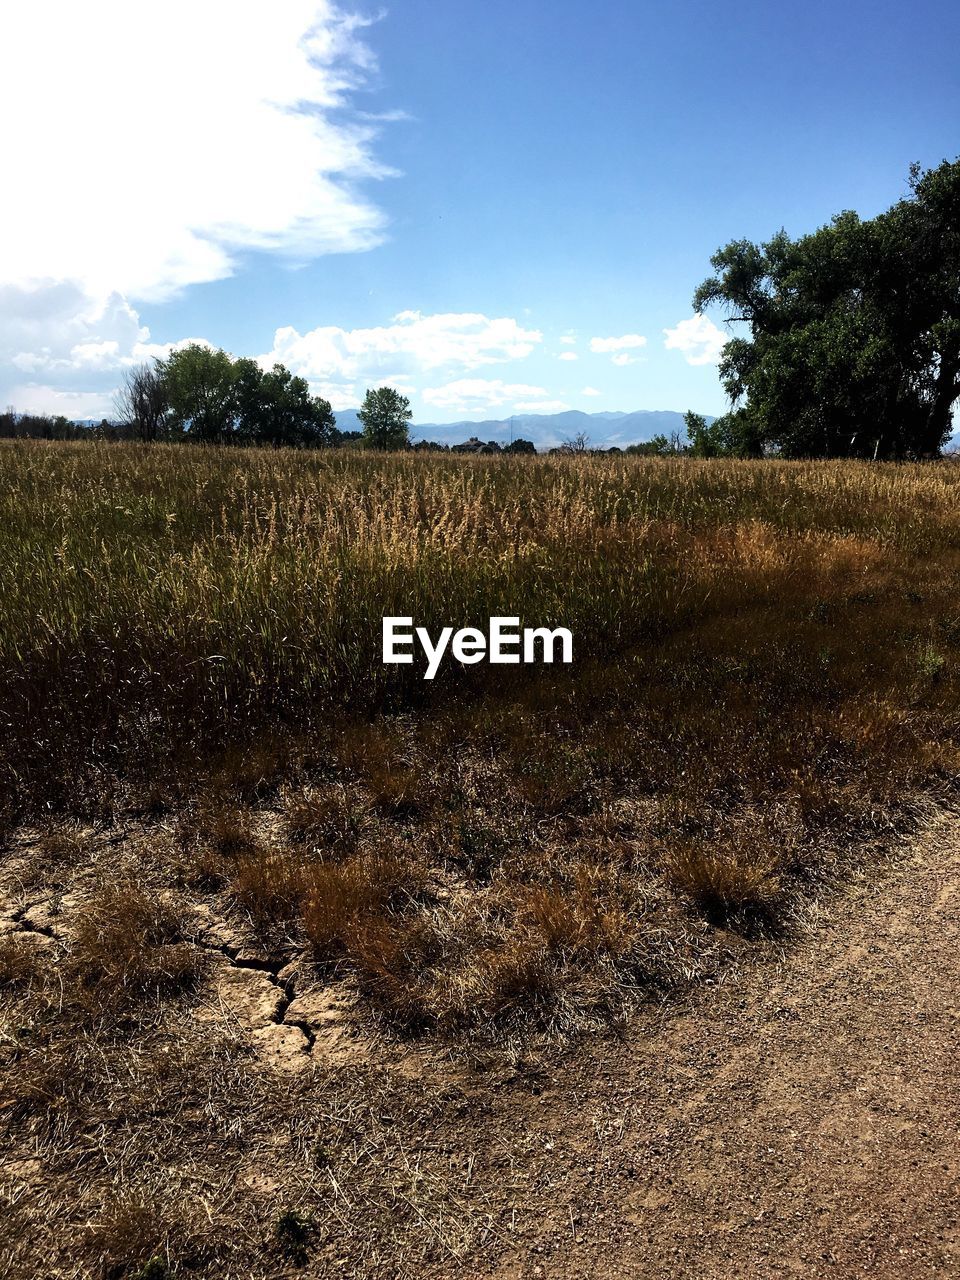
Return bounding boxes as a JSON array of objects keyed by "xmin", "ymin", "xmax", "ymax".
[{"xmin": 2, "ymin": 0, "xmax": 959, "ymax": 424}]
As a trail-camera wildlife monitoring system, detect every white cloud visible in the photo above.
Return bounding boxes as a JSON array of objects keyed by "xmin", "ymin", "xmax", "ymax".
[
  {"xmin": 581, "ymin": 386, "xmax": 602, "ymax": 397},
  {"xmin": 559, "ymin": 335, "xmax": 577, "ymax": 346},
  {"xmin": 558, "ymin": 351, "xmax": 578, "ymax": 362},
  {"xmin": 0, "ymin": 2, "xmax": 393, "ymax": 403},
  {"xmin": 6, "ymin": 384, "xmax": 119, "ymax": 419},
  {"xmin": 0, "ymin": 281, "xmax": 217, "ymax": 402},
  {"xmin": 611, "ymin": 353, "xmax": 636, "ymax": 367},
  {"xmin": 422, "ymin": 379, "xmax": 552, "ymax": 413},
  {"xmin": 663, "ymin": 314, "xmax": 729, "ymax": 366},
  {"xmin": 589, "ymin": 334, "xmax": 648, "ymax": 354},
  {"xmin": 1, "ymin": 2, "xmax": 389, "ymax": 302},
  {"xmin": 265, "ymin": 312, "xmax": 542, "ymax": 390},
  {"xmin": 514, "ymin": 399, "xmax": 571, "ymax": 413}
]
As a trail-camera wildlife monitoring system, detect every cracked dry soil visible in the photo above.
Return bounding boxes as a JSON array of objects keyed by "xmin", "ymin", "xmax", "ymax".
[{"xmin": 1, "ymin": 812, "xmax": 958, "ymax": 1278}]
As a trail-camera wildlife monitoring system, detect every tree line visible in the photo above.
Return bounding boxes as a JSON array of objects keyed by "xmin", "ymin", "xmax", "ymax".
[
  {"xmin": 6, "ymin": 157, "xmax": 958, "ymax": 460},
  {"xmin": 0, "ymin": 347, "xmax": 426, "ymax": 450},
  {"xmin": 114, "ymin": 345, "xmax": 416, "ymax": 450}
]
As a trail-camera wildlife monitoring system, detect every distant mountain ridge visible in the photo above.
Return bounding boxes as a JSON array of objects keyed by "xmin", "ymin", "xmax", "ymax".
[{"xmin": 332, "ymin": 408, "xmax": 713, "ymax": 450}]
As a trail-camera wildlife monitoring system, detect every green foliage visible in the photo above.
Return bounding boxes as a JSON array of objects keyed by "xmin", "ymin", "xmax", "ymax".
[
  {"xmin": 160, "ymin": 344, "xmax": 237, "ymax": 444},
  {"xmin": 232, "ymin": 359, "xmax": 335, "ymax": 449},
  {"xmin": 503, "ymin": 437, "xmax": 536, "ymax": 454},
  {"xmin": 695, "ymin": 158, "xmax": 960, "ymax": 459},
  {"xmin": 625, "ymin": 434, "xmax": 674, "ymax": 457},
  {"xmin": 274, "ymin": 1209, "xmax": 314, "ymax": 1262},
  {"xmin": 684, "ymin": 412, "xmax": 719, "ymax": 458},
  {"xmin": 358, "ymin": 386, "xmax": 412, "ymax": 450},
  {"xmin": 157, "ymin": 345, "xmax": 334, "ymax": 448},
  {"xmin": 132, "ymin": 1258, "xmax": 172, "ymax": 1280}
]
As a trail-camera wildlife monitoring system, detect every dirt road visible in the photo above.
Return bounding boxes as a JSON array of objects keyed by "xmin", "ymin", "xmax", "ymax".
[{"xmin": 464, "ymin": 815, "xmax": 960, "ymax": 1279}]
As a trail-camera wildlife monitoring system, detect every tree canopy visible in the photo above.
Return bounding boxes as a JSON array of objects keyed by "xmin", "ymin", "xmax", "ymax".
[
  {"xmin": 114, "ymin": 344, "xmax": 336, "ymax": 448},
  {"xmin": 695, "ymin": 158, "xmax": 960, "ymax": 459},
  {"xmin": 358, "ymin": 386, "xmax": 412, "ymax": 450}
]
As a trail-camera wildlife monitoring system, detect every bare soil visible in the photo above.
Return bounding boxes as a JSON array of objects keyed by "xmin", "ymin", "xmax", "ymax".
[
  {"xmin": 2, "ymin": 812, "xmax": 958, "ymax": 1278},
  {"xmin": 474, "ymin": 810, "xmax": 960, "ymax": 1279}
]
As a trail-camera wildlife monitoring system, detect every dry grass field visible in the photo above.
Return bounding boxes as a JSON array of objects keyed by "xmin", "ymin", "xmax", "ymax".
[{"xmin": 3, "ymin": 441, "xmax": 960, "ymax": 1276}]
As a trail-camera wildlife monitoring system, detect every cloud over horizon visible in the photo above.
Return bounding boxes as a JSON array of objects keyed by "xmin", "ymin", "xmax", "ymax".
[
  {"xmin": 265, "ymin": 311, "xmax": 543, "ymax": 399},
  {"xmin": 421, "ymin": 378, "xmax": 556, "ymax": 415},
  {"xmin": 0, "ymin": 1, "xmax": 393, "ymax": 409},
  {"xmin": 663, "ymin": 314, "xmax": 729, "ymax": 366}
]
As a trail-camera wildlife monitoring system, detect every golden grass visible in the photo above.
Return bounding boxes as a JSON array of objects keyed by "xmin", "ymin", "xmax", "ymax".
[{"xmin": 4, "ymin": 442, "xmax": 960, "ymax": 1030}]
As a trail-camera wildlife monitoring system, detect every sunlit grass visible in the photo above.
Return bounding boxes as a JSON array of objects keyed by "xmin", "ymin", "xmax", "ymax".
[{"xmin": 4, "ymin": 440, "xmax": 960, "ymax": 1029}]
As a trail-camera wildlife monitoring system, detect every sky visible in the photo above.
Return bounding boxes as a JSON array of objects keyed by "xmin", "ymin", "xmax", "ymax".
[{"xmin": 2, "ymin": 0, "xmax": 959, "ymax": 426}]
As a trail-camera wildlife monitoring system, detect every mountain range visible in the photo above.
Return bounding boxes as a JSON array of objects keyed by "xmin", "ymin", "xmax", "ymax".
[{"xmin": 332, "ymin": 408, "xmax": 711, "ymax": 450}]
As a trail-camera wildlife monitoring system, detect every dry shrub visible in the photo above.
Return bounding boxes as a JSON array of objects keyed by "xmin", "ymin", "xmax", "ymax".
[
  {"xmin": 229, "ymin": 848, "xmax": 303, "ymax": 922},
  {"xmin": 176, "ymin": 806, "xmax": 260, "ymax": 858},
  {"xmin": 448, "ymin": 816, "xmax": 509, "ymax": 881},
  {"xmin": 283, "ymin": 783, "xmax": 371, "ymax": 854},
  {"xmin": 519, "ymin": 868, "xmax": 633, "ymax": 960},
  {"xmin": 348, "ymin": 914, "xmax": 443, "ymax": 1029},
  {"xmin": 301, "ymin": 852, "xmax": 424, "ymax": 960},
  {"xmin": 20, "ymin": 826, "xmax": 88, "ymax": 889},
  {"xmin": 0, "ymin": 935, "xmax": 44, "ymax": 988},
  {"xmin": 70, "ymin": 884, "xmax": 202, "ymax": 1013},
  {"xmin": 666, "ymin": 837, "xmax": 782, "ymax": 925},
  {"xmin": 86, "ymin": 1195, "xmax": 175, "ymax": 1279},
  {"xmin": 468, "ymin": 938, "xmax": 557, "ymax": 1020},
  {"xmin": 512, "ymin": 737, "xmax": 599, "ymax": 815},
  {"xmin": 334, "ymin": 723, "xmax": 423, "ymax": 815},
  {"xmin": 205, "ymin": 732, "xmax": 293, "ymax": 801},
  {"xmin": 173, "ymin": 805, "xmax": 262, "ymax": 891}
]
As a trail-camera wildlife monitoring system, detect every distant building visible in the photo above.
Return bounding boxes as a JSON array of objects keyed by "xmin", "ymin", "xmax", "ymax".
[{"xmin": 452, "ymin": 437, "xmax": 502, "ymax": 454}]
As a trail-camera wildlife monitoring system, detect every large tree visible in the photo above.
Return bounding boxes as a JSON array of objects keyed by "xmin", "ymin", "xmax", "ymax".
[
  {"xmin": 232, "ymin": 359, "xmax": 335, "ymax": 448},
  {"xmin": 358, "ymin": 386, "xmax": 412, "ymax": 450},
  {"xmin": 159, "ymin": 344, "xmax": 238, "ymax": 443},
  {"xmin": 694, "ymin": 158, "xmax": 960, "ymax": 459}
]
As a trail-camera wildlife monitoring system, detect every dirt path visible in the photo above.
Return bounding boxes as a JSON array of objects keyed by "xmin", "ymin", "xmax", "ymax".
[
  {"xmin": 461, "ymin": 814, "xmax": 960, "ymax": 1279},
  {"xmin": 3, "ymin": 815, "xmax": 959, "ymax": 1277}
]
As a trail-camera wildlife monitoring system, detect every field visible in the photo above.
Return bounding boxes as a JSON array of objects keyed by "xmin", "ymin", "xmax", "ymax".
[{"xmin": 3, "ymin": 441, "xmax": 960, "ymax": 1276}]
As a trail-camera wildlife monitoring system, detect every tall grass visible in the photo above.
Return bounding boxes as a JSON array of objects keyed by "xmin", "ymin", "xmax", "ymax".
[
  {"xmin": 3, "ymin": 441, "xmax": 960, "ymax": 820},
  {"xmin": 6, "ymin": 440, "xmax": 960, "ymax": 1028}
]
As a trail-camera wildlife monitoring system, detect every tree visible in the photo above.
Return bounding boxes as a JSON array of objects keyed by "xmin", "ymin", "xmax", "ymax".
[
  {"xmin": 358, "ymin": 386, "xmax": 412, "ymax": 450},
  {"xmin": 694, "ymin": 158, "xmax": 960, "ymax": 459},
  {"xmin": 160, "ymin": 344, "xmax": 238, "ymax": 443},
  {"xmin": 503, "ymin": 437, "xmax": 535, "ymax": 454},
  {"xmin": 558, "ymin": 431, "xmax": 590, "ymax": 455},
  {"xmin": 232, "ymin": 359, "xmax": 335, "ymax": 448},
  {"xmin": 684, "ymin": 410, "xmax": 736, "ymax": 458},
  {"xmin": 626, "ymin": 433, "xmax": 673, "ymax": 457},
  {"xmin": 114, "ymin": 362, "xmax": 168, "ymax": 441}
]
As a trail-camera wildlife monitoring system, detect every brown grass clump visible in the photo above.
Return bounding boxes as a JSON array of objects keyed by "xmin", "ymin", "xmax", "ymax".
[
  {"xmin": 665, "ymin": 837, "xmax": 783, "ymax": 925},
  {"xmin": 301, "ymin": 852, "xmax": 426, "ymax": 961},
  {"xmin": 176, "ymin": 806, "xmax": 260, "ymax": 859},
  {"xmin": 283, "ymin": 782, "xmax": 372, "ymax": 854},
  {"xmin": 467, "ymin": 938, "xmax": 558, "ymax": 1021},
  {"xmin": 19, "ymin": 826, "xmax": 89, "ymax": 890},
  {"xmin": 85, "ymin": 1195, "xmax": 181, "ymax": 1280},
  {"xmin": 171, "ymin": 805, "xmax": 264, "ymax": 890},
  {"xmin": 334, "ymin": 723, "xmax": 425, "ymax": 815},
  {"xmin": 229, "ymin": 848, "xmax": 303, "ymax": 922},
  {"xmin": 517, "ymin": 867, "xmax": 635, "ymax": 961},
  {"xmin": 70, "ymin": 884, "xmax": 203, "ymax": 1013},
  {"xmin": 0, "ymin": 935, "xmax": 44, "ymax": 988},
  {"xmin": 347, "ymin": 915, "xmax": 444, "ymax": 1030}
]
